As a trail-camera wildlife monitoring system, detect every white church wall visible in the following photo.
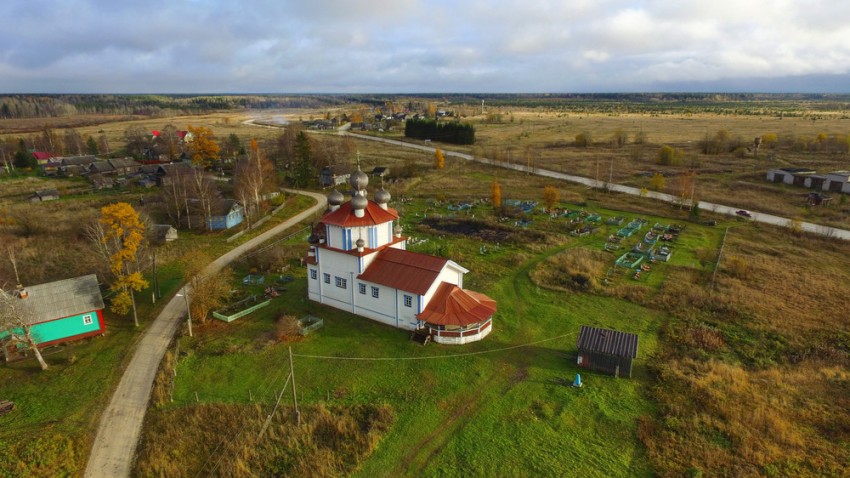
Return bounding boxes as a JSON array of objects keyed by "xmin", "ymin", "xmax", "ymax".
[
  {"xmin": 422, "ymin": 264, "xmax": 465, "ymax": 307},
  {"xmin": 316, "ymin": 249, "xmax": 360, "ymax": 308}
]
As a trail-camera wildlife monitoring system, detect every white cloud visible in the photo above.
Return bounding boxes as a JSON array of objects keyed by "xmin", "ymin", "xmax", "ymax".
[{"xmin": 0, "ymin": 0, "xmax": 848, "ymax": 93}]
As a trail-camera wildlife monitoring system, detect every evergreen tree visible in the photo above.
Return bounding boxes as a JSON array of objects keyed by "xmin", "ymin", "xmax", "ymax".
[{"xmin": 293, "ymin": 132, "xmax": 312, "ymax": 187}]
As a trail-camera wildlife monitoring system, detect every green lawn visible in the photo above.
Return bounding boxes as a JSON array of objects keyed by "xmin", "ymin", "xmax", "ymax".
[{"xmin": 161, "ymin": 196, "xmax": 712, "ymax": 477}]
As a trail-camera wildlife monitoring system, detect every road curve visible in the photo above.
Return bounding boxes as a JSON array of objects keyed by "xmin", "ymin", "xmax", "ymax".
[
  {"xmin": 84, "ymin": 189, "xmax": 327, "ymax": 478},
  {"xmin": 338, "ymin": 131, "xmax": 850, "ymax": 241}
]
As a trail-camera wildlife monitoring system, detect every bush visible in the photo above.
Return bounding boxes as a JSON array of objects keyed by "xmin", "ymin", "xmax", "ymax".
[
  {"xmin": 657, "ymin": 145, "xmax": 683, "ymax": 166},
  {"xmin": 531, "ymin": 248, "xmax": 607, "ymax": 292},
  {"xmin": 276, "ymin": 315, "xmax": 302, "ymax": 342}
]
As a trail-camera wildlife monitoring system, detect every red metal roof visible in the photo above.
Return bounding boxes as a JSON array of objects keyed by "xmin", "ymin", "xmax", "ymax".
[
  {"xmin": 357, "ymin": 248, "xmax": 447, "ymax": 295},
  {"xmin": 418, "ymin": 282, "xmax": 497, "ymax": 326},
  {"xmin": 321, "ymin": 200, "xmax": 398, "ymax": 227},
  {"xmin": 32, "ymin": 151, "xmax": 54, "ymax": 160}
]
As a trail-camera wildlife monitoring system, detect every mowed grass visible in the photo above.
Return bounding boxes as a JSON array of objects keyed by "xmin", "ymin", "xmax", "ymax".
[{"xmin": 161, "ymin": 189, "xmax": 691, "ymax": 477}]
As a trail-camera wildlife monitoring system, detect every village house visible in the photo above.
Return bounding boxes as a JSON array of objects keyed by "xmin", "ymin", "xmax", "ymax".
[
  {"xmin": 87, "ymin": 157, "xmax": 138, "ymax": 177},
  {"xmin": 152, "ymin": 224, "xmax": 179, "ymax": 243},
  {"xmin": 370, "ymin": 166, "xmax": 390, "ymax": 178},
  {"xmin": 155, "ymin": 162, "xmax": 194, "ymax": 187},
  {"xmin": 59, "ymin": 155, "xmax": 98, "ymax": 176},
  {"xmin": 32, "ymin": 151, "xmax": 56, "ymax": 165},
  {"xmin": 319, "ymin": 164, "xmax": 351, "ymax": 188},
  {"xmin": 305, "ymin": 168, "xmax": 496, "ymax": 345},
  {"xmin": 28, "ymin": 189, "xmax": 60, "ymax": 203},
  {"xmin": 1, "ymin": 274, "xmax": 105, "ymax": 361},
  {"xmin": 183, "ymin": 200, "xmax": 244, "ymax": 231}
]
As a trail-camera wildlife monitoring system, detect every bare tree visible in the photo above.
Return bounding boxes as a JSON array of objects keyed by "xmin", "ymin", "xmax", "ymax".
[
  {"xmin": 181, "ymin": 250, "xmax": 233, "ymax": 324},
  {"xmin": 161, "ymin": 168, "xmax": 191, "ymax": 228},
  {"xmin": 158, "ymin": 124, "xmax": 180, "ymax": 161},
  {"xmin": 233, "ymin": 139, "xmax": 275, "ymax": 225},
  {"xmin": 188, "ymin": 167, "xmax": 220, "ymax": 231},
  {"xmin": 64, "ymin": 129, "xmax": 84, "ymax": 156},
  {"xmin": 98, "ymin": 134, "xmax": 110, "ymax": 155},
  {"xmin": 0, "ymin": 288, "xmax": 49, "ymax": 370},
  {"xmin": 124, "ymin": 124, "xmax": 150, "ymax": 158}
]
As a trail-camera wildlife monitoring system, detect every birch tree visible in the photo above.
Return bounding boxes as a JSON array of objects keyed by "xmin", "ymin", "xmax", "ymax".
[
  {"xmin": 0, "ymin": 288, "xmax": 49, "ymax": 370},
  {"xmin": 90, "ymin": 203, "xmax": 149, "ymax": 326},
  {"xmin": 188, "ymin": 168, "xmax": 220, "ymax": 231}
]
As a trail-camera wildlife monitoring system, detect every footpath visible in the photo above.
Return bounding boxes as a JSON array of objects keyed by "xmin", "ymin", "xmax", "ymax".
[{"xmin": 84, "ymin": 190, "xmax": 326, "ymax": 478}]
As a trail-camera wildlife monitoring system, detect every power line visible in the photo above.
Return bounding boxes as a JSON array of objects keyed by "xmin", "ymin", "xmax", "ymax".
[{"xmin": 292, "ymin": 332, "xmax": 575, "ymax": 361}]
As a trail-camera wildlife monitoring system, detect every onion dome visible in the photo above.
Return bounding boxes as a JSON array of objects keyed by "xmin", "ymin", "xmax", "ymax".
[
  {"xmin": 308, "ymin": 233, "xmax": 320, "ymax": 245},
  {"xmin": 350, "ymin": 168, "xmax": 369, "ymax": 191},
  {"xmin": 374, "ymin": 188, "xmax": 391, "ymax": 205},
  {"xmin": 355, "ymin": 238, "xmax": 366, "ymax": 249},
  {"xmin": 327, "ymin": 189, "xmax": 344, "ymax": 206},
  {"xmin": 351, "ymin": 193, "xmax": 368, "ymax": 211}
]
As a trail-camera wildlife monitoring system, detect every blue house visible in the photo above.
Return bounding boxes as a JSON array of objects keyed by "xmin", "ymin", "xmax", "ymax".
[
  {"xmin": 1, "ymin": 275, "xmax": 105, "ymax": 356},
  {"xmin": 207, "ymin": 200, "xmax": 244, "ymax": 230}
]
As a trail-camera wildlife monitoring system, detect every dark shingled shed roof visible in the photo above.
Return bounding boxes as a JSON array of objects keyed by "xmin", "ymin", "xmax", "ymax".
[{"xmin": 577, "ymin": 325, "xmax": 638, "ymax": 359}]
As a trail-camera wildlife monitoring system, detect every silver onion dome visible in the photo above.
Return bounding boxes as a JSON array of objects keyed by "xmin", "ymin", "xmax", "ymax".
[
  {"xmin": 327, "ymin": 189, "xmax": 344, "ymax": 206},
  {"xmin": 374, "ymin": 188, "xmax": 390, "ymax": 204},
  {"xmin": 351, "ymin": 194, "xmax": 368, "ymax": 211},
  {"xmin": 350, "ymin": 168, "xmax": 369, "ymax": 191}
]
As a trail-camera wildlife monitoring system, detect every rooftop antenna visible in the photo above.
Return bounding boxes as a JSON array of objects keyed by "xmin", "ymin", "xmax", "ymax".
[{"xmin": 355, "ymin": 150, "xmax": 361, "ymax": 170}]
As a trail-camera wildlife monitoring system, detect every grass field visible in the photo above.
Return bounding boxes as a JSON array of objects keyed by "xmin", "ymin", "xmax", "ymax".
[
  {"xmin": 2, "ymin": 101, "xmax": 849, "ymax": 476},
  {"xmin": 139, "ymin": 181, "xmax": 721, "ymax": 476}
]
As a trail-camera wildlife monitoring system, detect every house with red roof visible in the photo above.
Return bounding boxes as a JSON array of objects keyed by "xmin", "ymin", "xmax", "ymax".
[
  {"xmin": 305, "ymin": 167, "xmax": 496, "ymax": 344},
  {"xmin": 32, "ymin": 151, "xmax": 56, "ymax": 165}
]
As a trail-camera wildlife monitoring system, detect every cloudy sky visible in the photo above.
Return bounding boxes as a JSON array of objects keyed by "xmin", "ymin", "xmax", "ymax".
[{"xmin": 1, "ymin": 0, "xmax": 848, "ymax": 93}]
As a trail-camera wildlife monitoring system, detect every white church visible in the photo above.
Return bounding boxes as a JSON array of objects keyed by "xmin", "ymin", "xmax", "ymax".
[{"xmin": 305, "ymin": 167, "xmax": 496, "ymax": 345}]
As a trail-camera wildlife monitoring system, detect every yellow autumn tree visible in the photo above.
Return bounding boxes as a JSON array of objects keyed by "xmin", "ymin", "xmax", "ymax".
[
  {"xmin": 543, "ymin": 186, "xmax": 560, "ymax": 211},
  {"xmin": 435, "ymin": 148, "xmax": 445, "ymax": 169},
  {"xmin": 98, "ymin": 202, "xmax": 149, "ymax": 326},
  {"xmin": 650, "ymin": 173, "xmax": 666, "ymax": 191},
  {"xmin": 187, "ymin": 125, "xmax": 220, "ymax": 167},
  {"xmin": 491, "ymin": 178, "xmax": 501, "ymax": 211}
]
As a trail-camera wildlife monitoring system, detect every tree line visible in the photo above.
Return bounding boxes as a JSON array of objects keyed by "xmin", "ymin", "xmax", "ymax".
[
  {"xmin": 404, "ymin": 119, "xmax": 475, "ymax": 145},
  {"xmin": 0, "ymin": 95, "xmax": 350, "ymax": 119}
]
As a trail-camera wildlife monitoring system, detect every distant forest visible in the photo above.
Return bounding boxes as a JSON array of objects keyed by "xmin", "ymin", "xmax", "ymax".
[{"xmin": 2, "ymin": 93, "xmax": 850, "ymax": 120}]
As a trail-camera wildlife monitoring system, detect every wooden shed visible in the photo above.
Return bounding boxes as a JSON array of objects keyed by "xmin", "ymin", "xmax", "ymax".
[{"xmin": 576, "ymin": 325, "xmax": 638, "ymax": 378}]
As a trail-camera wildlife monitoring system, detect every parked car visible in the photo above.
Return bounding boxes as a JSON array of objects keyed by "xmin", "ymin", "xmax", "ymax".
[{"xmin": 735, "ymin": 210, "xmax": 752, "ymax": 218}]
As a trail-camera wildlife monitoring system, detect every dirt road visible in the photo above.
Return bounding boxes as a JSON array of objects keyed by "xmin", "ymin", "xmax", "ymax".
[{"xmin": 84, "ymin": 189, "xmax": 326, "ymax": 478}]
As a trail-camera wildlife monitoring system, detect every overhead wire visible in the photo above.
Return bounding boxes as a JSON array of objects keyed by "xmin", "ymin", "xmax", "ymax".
[{"xmin": 292, "ymin": 332, "xmax": 575, "ymax": 361}]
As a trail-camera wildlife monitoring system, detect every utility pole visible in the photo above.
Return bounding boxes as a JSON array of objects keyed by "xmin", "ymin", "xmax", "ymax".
[
  {"xmin": 152, "ymin": 248, "xmax": 160, "ymax": 299},
  {"xmin": 180, "ymin": 286, "xmax": 193, "ymax": 337},
  {"xmin": 289, "ymin": 346, "xmax": 300, "ymax": 426}
]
